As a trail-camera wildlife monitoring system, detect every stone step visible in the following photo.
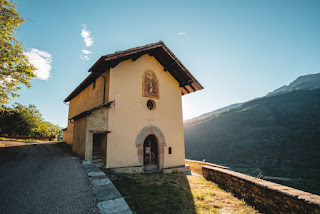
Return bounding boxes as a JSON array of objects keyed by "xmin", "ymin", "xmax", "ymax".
[
  {"xmin": 92, "ymin": 157, "xmax": 103, "ymax": 160},
  {"xmin": 95, "ymin": 162, "xmax": 104, "ymax": 167},
  {"xmin": 92, "ymin": 161, "xmax": 104, "ymax": 166},
  {"xmin": 92, "ymin": 154, "xmax": 102, "ymax": 159},
  {"xmin": 92, "ymin": 150, "xmax": 102, "ymax": 154},
  {"xmin": 92, "ymin": 161, "xmax": 104, "ymax": 165},
  {"xmin": 92, "ymin": 151, "xmax": 102, "ymax": 154},
  {"xmin": 92, "ymin": 159, "xmax": 104, "ymax": 163},
  {"xmin": 92, "ymin": 155, "xmax": 102, "ymax": 159}
]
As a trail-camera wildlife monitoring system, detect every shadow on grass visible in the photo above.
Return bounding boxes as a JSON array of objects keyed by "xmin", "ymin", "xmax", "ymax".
[{"xmin": 102, "ymin": 170, "xmax": 196, "ymax": 214}]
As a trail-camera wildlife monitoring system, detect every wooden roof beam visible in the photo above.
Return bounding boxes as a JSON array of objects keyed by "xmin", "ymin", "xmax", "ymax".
[
  {"xmin": 148, "ymin": 51, "xmax": 154, "ymax": 57},
  {"xmin": 189, "ymin": 83, "xmax": 196, "ymax": 92},
  {"xmin": 109, "ymin": 60, "xmax": 121, "ymax": 68},
  {"xmin": 185, "ymin": 85, "xmax": 194, "ymax": 93},
  {"xmin": 183, "ymin": 86, "xmax": 190, "ymax": 93},
  {"xmin": 179, "ymin": 80, "xmax": 193, "ymax": 87},
  {"xmin": 191, "ymin": 81, "xmax": 201, "ymax": 91},
  {"xmin": 181, "ymin": 87, "xmax": 189, "ymax": 95},
  {"xmin": 163, "ymin": 61, "xmax": 176, "ymax": 72},
  {"xmin": 131, "ymin": 54, "xmax": 142, "ymax": 61}
]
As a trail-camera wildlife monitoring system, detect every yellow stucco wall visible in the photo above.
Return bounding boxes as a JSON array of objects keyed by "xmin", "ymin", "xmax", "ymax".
[
  {"xmin": 66, "ymin": 70, "xmax": 110, "ymax": 145},
  {"xmin": 107, "ymin": 54, "xmax": 185, "ymax": 168},
  {"xmin": 73, "ymin": 117, "xmax": 87, "ymax": 157},
  {"xmin": 62, "ymin": 129, "xmax": 68, "ymax": 142}
]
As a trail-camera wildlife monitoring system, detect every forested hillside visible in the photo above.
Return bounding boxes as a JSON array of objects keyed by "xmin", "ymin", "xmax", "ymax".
[
  {"xmin": 184, "ymin": 88, "xmax": 320, "ymax": 195},
  {"xmin": 0, "ymin": 103, "xmax": 62, "ymax": 140}
]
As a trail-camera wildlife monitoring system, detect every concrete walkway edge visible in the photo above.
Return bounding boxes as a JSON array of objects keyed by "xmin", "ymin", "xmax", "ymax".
[{"xmin": 82, "ymin": 160, "xmax": 132, "ymax": 214}]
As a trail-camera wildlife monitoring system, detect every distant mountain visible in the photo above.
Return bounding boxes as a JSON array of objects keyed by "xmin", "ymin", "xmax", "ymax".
[
  {"xmin": 185, "ymin": 88, "xmax": 320, "ymax": 194},
  {"xmin": 186, "ymin": 73, "xmax": 320, "ymax": 124},
  {"xmin": 184, "ymin": 103, "xmax": 242, "ymax": 125},
  {"xmin": 267, "ymin": 73, "xmax": 320, "ymax": 96},
  {"xmin": 184, "ymin": 74, "xmax": 320, "ymax": 195}
]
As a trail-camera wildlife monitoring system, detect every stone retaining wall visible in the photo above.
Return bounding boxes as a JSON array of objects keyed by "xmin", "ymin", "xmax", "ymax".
[
  {"xmin": 185, "ymin": 159, "xmax": 228, "ymax": 175},
  {"xmin": 202, "ymin": 165, "xmax": 320, "ymax": 214}
]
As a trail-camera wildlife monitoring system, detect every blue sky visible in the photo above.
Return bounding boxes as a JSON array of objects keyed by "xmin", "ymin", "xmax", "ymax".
[{"xmin": 11, "ymin": 0, "xmax": 320, "ymax": 127}]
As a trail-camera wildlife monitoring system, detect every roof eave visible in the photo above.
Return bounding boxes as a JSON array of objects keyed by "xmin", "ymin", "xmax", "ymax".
[
  {"xmin": 88, "ymin": 56, "xmax": 105, "ymax": 72},
  {"xmin": 63, "ymin": 41, "xmax": 204, "ymax": 102}
]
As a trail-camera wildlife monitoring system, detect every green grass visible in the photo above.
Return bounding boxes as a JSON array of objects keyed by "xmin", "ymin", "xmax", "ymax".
[
  {"xmin": 101, "ymin": 169, "xmax": 258, "ymax": 214},
  {"xmin": 0, "ymin": 137, "xmax": 53, "ymax": 142}
]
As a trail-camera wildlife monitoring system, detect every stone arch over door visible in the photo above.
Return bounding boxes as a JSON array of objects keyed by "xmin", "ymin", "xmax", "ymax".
[{"xmin": 136, "ymin": 125, "xmax": 166, "ymax": 169}]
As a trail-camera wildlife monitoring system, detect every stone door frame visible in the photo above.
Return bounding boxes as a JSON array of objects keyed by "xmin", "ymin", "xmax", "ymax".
[{"xmin": 135, "ymin": 125, "xmax": 166, "ymax": 169}]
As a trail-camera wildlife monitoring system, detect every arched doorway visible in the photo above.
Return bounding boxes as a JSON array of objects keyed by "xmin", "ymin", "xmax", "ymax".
[
  {"xmin": 136, "ymin": 125, "xmax": 166, "ymax": 169},
  {"xmin": 143, "ymin": 135, "xmax": 158, "ymax": 170}
]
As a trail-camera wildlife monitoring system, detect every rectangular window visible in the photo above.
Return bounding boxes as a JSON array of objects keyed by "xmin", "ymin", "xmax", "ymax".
[{"xmin": 169, "ymin": 147, "xmax": 172, "ymax": 154}]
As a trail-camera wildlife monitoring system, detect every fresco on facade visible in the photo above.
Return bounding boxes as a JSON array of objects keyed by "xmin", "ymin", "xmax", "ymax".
[{"xmin": 143, "ymin": 70, "xmax": 159, "ymax": 99}]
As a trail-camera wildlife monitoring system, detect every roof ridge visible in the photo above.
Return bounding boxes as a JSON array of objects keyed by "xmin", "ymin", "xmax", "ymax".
[{"xmin": 105, "ymin": 41, "xmax": 163, "ymax": 57}]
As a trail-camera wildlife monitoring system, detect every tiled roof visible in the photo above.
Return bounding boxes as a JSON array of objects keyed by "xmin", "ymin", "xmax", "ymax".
[{"xmin": 64, "ymin": 41, "xmax": 203, "ymax": 102}]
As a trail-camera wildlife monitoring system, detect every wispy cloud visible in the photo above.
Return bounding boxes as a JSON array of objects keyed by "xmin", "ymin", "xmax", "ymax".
[
  {"xmin": 24, "ymin": 48, "xmax": 53, "ymax": 80},
  {"xmin": 82, "ymin": 49, "xmax": 92, "ymax": 55},
  {"xmin": 80, "ymin": 55, "xmax": 90, "ymax": 61},
  {"xmin": 177, "ymin": 32, "xmax": 188, "ymax": 36},
  {"xmin": 80, "ymin": 49, "xmax": 92, "ymax": 60},
  {"xmin": 81, "ymin": 25, "xmax": 93, "ymax": 47}
]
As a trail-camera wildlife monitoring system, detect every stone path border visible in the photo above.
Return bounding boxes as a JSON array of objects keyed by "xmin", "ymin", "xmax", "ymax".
[{"xmin": 82, "ymin": 160, "xmax": 132, "ymax": 214}]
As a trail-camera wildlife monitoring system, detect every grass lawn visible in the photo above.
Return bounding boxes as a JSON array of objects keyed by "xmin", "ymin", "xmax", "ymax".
[
  {"xmin": 0, "ymin": 139, "xmax": 58, "ymax": 148},
  {"xmin": 0, "ymin": 137, "xmax": 54, "ymax": 143},
  {"xmin": 101, "ymin": 169, "xmax": 258, "ymax": 214}
]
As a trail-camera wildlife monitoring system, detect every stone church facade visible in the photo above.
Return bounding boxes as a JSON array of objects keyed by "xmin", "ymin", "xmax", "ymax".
[{"xmin": 63, "ymin": 41, "xmax": 203, "ymax": 173}]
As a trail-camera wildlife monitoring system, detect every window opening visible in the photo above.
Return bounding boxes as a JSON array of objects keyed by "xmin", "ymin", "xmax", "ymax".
[{"xmin": 147, "ymin": 99, "xmax": 156, "ymax": 110}]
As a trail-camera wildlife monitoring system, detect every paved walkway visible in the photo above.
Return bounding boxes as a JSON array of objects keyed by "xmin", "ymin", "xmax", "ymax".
[
  {"xmin": 0, "ymin": 142, "xmax": 99, "ymax": 214},
  {"xmin": 82, "ymin": 160, "xmax": 132, "ymax": 214}
]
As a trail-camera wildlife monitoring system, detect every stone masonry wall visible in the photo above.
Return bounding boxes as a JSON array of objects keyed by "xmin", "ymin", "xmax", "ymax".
[
  {"xmin": 185, "ymin": 159, "xmax": 228, "ymax": 175},
  {"xmin": 202, "ymin": 165, "xmax": 320, "ymax": 214}
]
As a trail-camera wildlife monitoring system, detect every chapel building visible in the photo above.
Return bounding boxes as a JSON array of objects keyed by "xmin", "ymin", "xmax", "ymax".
[{"xmin": 63, "ymin": 41, "xmax": 203, "ymax": 173}]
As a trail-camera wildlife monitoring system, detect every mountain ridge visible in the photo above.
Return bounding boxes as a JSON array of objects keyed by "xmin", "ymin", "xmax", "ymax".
[
  {"xmin": 186, "ymin": 72, "xmax": 320, "ymax": 123},
  {"xmin": 184, "ymin": 73, "xmax": 320, "ymax": 195},
  {"xmin": 267, "ymin": 73, "xmax": 320, "ymax": 96}
]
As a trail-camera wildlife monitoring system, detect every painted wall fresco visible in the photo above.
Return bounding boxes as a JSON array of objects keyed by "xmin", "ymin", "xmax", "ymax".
[{"xmin": 143, "ymin": 70, "xmax": 159, "ymax": 99}]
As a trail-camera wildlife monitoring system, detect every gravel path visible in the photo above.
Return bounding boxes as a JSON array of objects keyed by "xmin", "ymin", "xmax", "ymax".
[{"xmin": 0, "ymin": 141, "xmax": 99, "ymax": 214}]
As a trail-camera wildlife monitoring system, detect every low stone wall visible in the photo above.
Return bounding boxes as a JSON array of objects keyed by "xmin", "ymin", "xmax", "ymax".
[
  {"xmin": 202, "ymin": 165, "xmax": 320, "ymax": 214},
  {"xmin": 185, "ymin": 159, "xmax": 228, "ymax": 175}
]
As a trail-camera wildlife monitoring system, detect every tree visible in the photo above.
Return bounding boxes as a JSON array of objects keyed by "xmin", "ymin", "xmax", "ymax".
[
  {"xmin": 0, "ymin": 103, "xmax": 62, "ymax": 140},
  {"xmin": 0, "ymin": 0, "xmax": 35, "ymax": 106}
]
